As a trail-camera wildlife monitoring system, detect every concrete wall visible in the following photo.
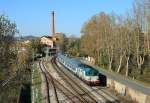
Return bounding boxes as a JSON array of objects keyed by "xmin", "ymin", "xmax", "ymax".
[
  {"xmin": 107, "ymin": 78, "xmax": 112, "ymax": 88},
  {"xmin": 127, "ymin": 87, "xmax": 147, "ymax": 103},
  {"xmin": 107, "ymin": 78, "xmax": 150, "ymax": 103},
  {"xmin": 146, "ymin": 96, "xmax": 150, "ymax": 103},
  {"xmin": 114, "ymin": 81, "xmax": 126, "ymax": 96}
]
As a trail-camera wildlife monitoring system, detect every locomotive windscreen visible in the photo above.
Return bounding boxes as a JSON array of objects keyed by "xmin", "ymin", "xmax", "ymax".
[{"xmin": 79, "ymin": 64, "xmax": 99, "ymax": 76}]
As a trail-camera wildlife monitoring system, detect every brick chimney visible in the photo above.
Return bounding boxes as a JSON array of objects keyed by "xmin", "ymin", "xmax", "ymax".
[{"xmin": 51, "ymin": 11, "xmax": 55, "ymax": 35}]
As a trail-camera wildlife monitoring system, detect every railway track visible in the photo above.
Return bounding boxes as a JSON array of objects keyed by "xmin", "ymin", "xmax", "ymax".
[
  {"xmin": 52, "ymin": 57, "xmax": 120, "ymax": 103},
  {"xmin": 39, "ymin": 60, "xmax": 86, "ymax": 103},
  {"xmin": 51, "ymin": 57, "xmax": 100, "ymax": 103}
]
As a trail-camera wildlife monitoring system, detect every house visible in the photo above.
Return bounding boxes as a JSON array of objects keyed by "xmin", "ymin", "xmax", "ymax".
[{"xmin": 40, "ymin": 36, "xmax": 58, "ymax": 48}]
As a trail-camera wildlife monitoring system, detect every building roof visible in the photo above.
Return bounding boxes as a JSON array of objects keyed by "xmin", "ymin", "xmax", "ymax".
[
  {"xmin": 41, "ymin": 36, "xmax": 53, "ymax": 39},
  {"xmin": 41, "ymin": 35, "xmax": 59, "ymax": 41}
]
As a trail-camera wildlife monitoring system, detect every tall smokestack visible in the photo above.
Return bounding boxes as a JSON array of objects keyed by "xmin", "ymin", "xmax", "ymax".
[{"xmin": 51, "ymin": 11, "xmax": 55, "ymax": 35}]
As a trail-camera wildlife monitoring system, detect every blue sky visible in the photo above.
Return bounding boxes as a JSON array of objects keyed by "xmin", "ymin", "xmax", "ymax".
[{"xmin": 0, "ymin": 0, "xmax": 133, "ymax": 37}]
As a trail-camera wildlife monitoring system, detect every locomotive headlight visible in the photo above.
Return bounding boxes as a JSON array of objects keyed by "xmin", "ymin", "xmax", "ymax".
[{"xmin": 86, "ymin": 76, "xmax": 90, "ymax": 80}]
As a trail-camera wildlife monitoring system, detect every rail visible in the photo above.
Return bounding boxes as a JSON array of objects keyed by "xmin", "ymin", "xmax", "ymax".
[
  {"xmin": 39, "ymin": 61, "xmax": 52, "ymax": 103},
  {"xmin": 41, "ymin": 60, "xmax": 85, "ymax": 103},
  {"xmin": 51, "ymin": 57, "xmax": 98, "ymax": 103},
  {"xmin": 53, "ymin": 57, "xmax": 120, "ymax": 103}
]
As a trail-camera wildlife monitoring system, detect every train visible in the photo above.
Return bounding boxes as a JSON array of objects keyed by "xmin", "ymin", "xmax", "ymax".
[{"xmin": 56, "ymin": 53, "xmax": 102, "ymax": 86}]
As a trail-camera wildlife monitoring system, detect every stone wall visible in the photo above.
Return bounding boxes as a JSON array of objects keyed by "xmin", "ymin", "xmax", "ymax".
[{"xmin": 107, "ymin": 78, "xmax": 149, "ymax": 103}]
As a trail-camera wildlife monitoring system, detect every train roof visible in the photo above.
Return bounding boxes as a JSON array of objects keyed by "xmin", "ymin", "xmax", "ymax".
[
  {"xmin": 58, "ymin": 53, "xmax": 99, "ymax": 74},
  {"xmin": 58, "ymin": 54, "xmax": 81, "ymax": 66}
]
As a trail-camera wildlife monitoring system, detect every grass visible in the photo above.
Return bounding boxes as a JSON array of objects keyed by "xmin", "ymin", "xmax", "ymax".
[
  {"xmin": 31, "ymin": 63, "xmax": 42, "ymax": 103},
  {"xmin": 0, "ymin": 84, "xmax": 20, "ymax": 103}
]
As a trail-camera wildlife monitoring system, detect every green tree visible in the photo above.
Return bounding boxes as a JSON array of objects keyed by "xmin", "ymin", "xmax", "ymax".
[
  {"xmin": 66, "ymin": 35, "xmax": 80, "ymax": 56},
  {"xmin": 0, "ymin": 15, "xmax": 18, "ymax": 79},
  {"xmin": 0, "ymin": 15, "xmax": 32, "ymax": 103}
]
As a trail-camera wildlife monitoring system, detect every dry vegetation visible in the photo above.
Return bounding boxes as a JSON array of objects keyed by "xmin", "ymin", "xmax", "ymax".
[{"xmin": 80, "ymin": 0, "xmax": 150, "ymax": 83}]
